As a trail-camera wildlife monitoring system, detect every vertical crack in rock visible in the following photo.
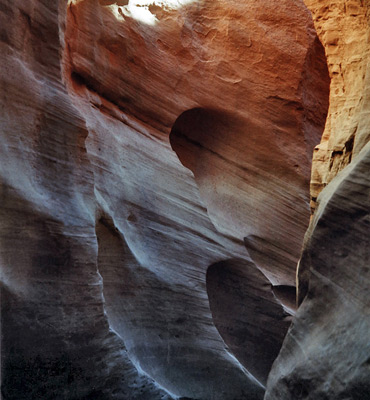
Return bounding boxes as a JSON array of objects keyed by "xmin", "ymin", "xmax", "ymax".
[
  {"xmin": 299, "ymin": 36, "xmax": 330, "ymax": 171},
  {"xmin": 298, "ymin": 0, "xmax": 370, "ymax": 303},
  {"xmin": 265, "ymin": 2, "xmax": 370, "ymax": 397}
]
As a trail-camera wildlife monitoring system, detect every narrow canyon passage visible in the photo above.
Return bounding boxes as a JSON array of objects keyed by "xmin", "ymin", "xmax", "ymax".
[{"xmin": 1, "ymin": 0, "xmax": 369, "ymax": 399}]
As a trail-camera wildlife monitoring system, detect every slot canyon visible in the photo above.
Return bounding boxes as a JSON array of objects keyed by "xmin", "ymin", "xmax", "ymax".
[{"xmin": 0, "ymin": 0, "xmax": 369, "ymax": 399}]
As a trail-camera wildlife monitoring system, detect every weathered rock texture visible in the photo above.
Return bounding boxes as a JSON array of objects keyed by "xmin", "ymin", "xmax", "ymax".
[
  {"xmin": 300, "ymin": 0, "xmax": 370, "ymax": 298},
  {"xmin": 65, "ymin": 0, "xmax": 329, "ymax": 290},
  {"xmin": 0, "ymin": 2, "xmax": 171, "ymax": 399},
  {"xmin": 1, "ymin": 0, "xmax": 357, "ymax": 399},
  {"xmin": 308, "ymin": 0, "xmax": 370, "ymax": 212}
]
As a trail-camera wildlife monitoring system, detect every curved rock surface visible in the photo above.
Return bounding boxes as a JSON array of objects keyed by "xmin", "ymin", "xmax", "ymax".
[
  {"xmin": 206, "ymin": 259, "xmax": 291, "ymax": 386},
  {"xmin": 265, "ymin": 142, "xmax": 370, "ymax": 400},
  {"xmin": 264, "ymin": 2, "xmax": 370, "ymax": 398},
  {"xmin": 65, "ymin": 0, "xmax": 329, "ymax": 287},
  {"xmin": 299, "ymin": 0, "xmax": 370, "ymax": 299}
]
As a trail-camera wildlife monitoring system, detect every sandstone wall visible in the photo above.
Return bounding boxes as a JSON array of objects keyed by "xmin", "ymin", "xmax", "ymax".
[
  {"xmin": 299, "ymin": 0, "xmax": 370, "ymax": 301},
  {"xmin": 265, "ymin": 1, "xmax": 370, "ymax": 398},
  {"xmin": 0, "ymin": 0, "xmax": 345, "ymax": 399},
  {"xmin": 308, "ymin": 0, "xmax": 370, "ymax": 211}
]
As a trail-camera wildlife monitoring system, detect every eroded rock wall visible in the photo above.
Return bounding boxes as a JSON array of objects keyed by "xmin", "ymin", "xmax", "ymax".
[
  {"xmin": 64, "ymin": 0, "xmax": 329, "ymax": 288},
  {"xmin": 265, "ymin": 142, "xmax": 370, "ymax": 400},
  {"xmin": 299, "ymin": 0, "xmax": 370, "ymax": 302},
  {"xmin": 0, "ymin": 1, "xmax": 170, "ymax": 398},
  {"xmin": 307, "ymin": 0, "xmax": 370, "ymax": 212},
  {"xmin": 265, "ymin": 1, "xmax": 370, "ymax": 398}
]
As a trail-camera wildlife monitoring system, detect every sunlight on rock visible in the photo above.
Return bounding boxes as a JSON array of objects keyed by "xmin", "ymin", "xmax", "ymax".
[
  {"xmin": 127, "ymin": 2, "xmax": 157, "ymax": 25},
  {"xmin": 104, "ymin": 0, "xmax": 197, "ymax": 25}
]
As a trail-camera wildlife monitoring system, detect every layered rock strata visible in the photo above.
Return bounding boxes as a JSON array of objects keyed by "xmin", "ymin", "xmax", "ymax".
[{"xmin": 299, "ymin": 0, "xmax": 370, "ymax": 302}]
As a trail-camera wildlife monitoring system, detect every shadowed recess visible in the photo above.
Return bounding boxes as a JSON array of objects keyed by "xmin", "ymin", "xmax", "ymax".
[
  {"xmin": 206, "ymin": 258, "xmax": 291, "ymax": 385},
  {"xmin": 272, "ymin": 285, "xmax": 297, "ymax": 315}
]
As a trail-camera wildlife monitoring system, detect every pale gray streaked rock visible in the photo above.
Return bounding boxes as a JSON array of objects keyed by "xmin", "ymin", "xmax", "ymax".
[{"xmin": 0, "ymin": 1, "xmax": 170, "ymax": 398}]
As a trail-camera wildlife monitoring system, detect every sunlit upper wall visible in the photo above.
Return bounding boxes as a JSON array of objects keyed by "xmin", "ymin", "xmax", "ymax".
[{"xmin": 68, "ymin": 0, "xmax": 198, "ymax": 25}]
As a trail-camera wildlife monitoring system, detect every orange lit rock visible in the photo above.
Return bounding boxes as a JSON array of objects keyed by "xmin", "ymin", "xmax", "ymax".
[
  {"xmin": 307, "ymin": 0, "xmax": 370, "ymax": 212},
  {"xmin": 65, "ymin": 0, "xmax": 329, "ymax": 287}
]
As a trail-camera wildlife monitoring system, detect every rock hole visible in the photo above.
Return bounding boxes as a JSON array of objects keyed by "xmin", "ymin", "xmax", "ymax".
[
  {"xmin": 169, "ymin": 108, "xmax": 235, "ymax": 174},
  {"xmin": 168, "ymin": 107, "xmax": 267, "ymax": 239},
  {"xmin": 170, "ymin": 107, "xmax": 313, "ymax": 286}
]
